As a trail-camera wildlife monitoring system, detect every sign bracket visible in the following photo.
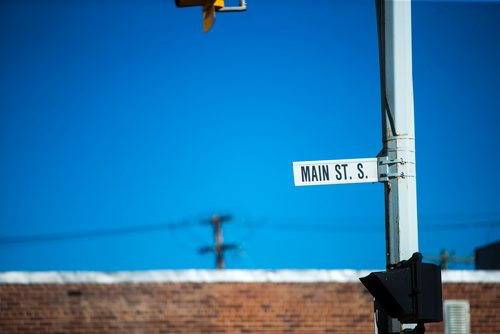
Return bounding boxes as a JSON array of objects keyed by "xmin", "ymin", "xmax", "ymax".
[{"xmin": 377, "ymin": 156, "xmax": 415, "ymax": 182}]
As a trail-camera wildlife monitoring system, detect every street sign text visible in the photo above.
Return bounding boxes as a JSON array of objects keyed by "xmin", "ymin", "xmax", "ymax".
[{"xmin": 293, "ymin": 158, "xmax": 378, "ymax": 186}]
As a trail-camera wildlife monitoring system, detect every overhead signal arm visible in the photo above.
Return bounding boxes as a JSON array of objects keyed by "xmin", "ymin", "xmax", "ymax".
[{"xmin": 175, "ymin": 0, "xmax": 247, "ymax": 32}]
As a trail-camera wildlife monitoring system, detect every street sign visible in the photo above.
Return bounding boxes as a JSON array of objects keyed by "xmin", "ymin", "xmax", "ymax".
[{"xmin": 293, "ymin": 158, "xmax": 378, "ymax": 186}]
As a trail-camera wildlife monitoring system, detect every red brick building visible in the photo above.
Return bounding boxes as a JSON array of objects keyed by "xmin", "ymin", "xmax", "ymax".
[{"xmin": 1, "ymin": 270, "xmax": 498, "ymax": 333}]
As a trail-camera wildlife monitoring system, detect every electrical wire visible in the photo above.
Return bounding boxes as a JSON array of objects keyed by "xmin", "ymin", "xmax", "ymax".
[
  {"xmin": 0, "ymin": 217, "xmax": 498, "ymax": 246},
  {"xmin": 0, "ymin": 220, "xmax": 192, "ymax": 246}
]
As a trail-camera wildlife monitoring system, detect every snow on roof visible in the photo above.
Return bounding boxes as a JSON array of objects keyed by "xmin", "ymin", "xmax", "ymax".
[{"xmin": 0, "ymin": 269, "xmax": 499, "ymax": 284}]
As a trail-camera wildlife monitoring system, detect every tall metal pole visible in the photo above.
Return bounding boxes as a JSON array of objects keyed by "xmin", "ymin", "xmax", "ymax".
[{"xmin": 376, "ymin": 0, "xmax": 419, "ymax": 332}]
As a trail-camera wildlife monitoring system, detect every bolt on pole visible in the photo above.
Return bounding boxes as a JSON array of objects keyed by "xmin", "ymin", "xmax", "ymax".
[{"xmin": 376, "ymin": 0, "xmax": 419, "ymax": 332}]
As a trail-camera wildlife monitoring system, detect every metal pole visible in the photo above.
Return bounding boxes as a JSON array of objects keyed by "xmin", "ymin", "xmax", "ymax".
[{"xmin": 376, "ymin": 0, "xmax": 419, "ymax": 332}]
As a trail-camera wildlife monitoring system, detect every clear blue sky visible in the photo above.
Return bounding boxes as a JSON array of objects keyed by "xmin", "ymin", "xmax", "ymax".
[{"xmin": 1, "ymin": 0, "xmax": 499, "ymax": 271}]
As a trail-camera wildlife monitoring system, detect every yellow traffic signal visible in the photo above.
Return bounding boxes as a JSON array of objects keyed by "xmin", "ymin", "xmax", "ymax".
[{"xmin": 175, "ymin": 0, "xmax": 246, "ymax": 33}]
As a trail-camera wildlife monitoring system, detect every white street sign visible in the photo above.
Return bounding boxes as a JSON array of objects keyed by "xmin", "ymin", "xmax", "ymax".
[{"xmin": 293, "ymin": 158, "xmax": 378, "ymax": 186}]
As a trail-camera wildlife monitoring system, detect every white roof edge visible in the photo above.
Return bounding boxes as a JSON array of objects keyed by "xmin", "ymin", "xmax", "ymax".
[{"xmin": 0, "ymin": 270, "xmax": 499, "ymax": 284}]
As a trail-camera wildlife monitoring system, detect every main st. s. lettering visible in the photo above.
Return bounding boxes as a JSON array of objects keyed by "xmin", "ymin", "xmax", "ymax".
[
  {"xmin": 335, "ymin": 164, "xmax": 348, "ymax": 180},
  {"xmin": 357, "ymin": 163, "xmax": 365, "ymax": 179}
]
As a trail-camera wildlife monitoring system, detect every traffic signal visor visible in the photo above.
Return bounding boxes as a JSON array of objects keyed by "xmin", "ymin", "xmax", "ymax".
[
  {"xmin": 175, "ymin": 0, "xmax": 246, "ymax": 32},
  {"xmin": 360, "ymin": 253, "xmax": 443, "ymax": 324}
]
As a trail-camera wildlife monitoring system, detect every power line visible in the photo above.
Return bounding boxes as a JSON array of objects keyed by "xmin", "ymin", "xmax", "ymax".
[
  {"xmin": 425, "ymin": 249, "xmax": 475, "ymax": 270},
  {"xmin": 0, "ymin": 220, "xmax": 191, "ymax": 246},
  {"xmin": 421, "ymin": 221, "xmax": 500, "ymax": 231},
  {"xmin": 0, "ymin": 218, "xmax": 498, "ymax": 246},
  {"xmin": 250, "ymin": 220, "xmax": 500, "ymax": 232}
]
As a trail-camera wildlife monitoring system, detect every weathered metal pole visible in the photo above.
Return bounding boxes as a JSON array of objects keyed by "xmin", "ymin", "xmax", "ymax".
[{"xmin": 376, "ymin": 0, "xmax": 419, "ymax": 332}]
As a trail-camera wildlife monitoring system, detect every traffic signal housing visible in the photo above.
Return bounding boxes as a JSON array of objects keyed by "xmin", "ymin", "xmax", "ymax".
[{"xmin": 360, "ymin": 253, "xmax": 443, "ymax": 324}]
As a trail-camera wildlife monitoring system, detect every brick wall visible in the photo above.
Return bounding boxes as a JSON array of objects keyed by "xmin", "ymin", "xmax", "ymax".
[
  {"xmin": 426, "ymin": 283, "xmax": 500, "ymax": 334},
  {"xmin": 0, "ymin": 281, "xmax": 498, "ymax": 333}
]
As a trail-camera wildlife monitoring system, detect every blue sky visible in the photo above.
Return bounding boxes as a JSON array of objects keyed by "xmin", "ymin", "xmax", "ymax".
[{"xmin": 1, "ymin": 0, "xmax": 499, "ymax": 271}]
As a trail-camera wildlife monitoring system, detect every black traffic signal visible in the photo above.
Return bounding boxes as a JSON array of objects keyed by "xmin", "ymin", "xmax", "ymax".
[{"xmin": 360, "ymin": 253, "xmax": 443, "ymax": 324}]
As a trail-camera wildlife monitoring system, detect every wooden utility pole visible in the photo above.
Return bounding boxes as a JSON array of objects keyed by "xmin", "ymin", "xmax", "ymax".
[
  {"xmin": 426, "ymin": 249, "xmax": 475, "ymax": 269},
  {"xmin": 199, "ymin": 214, "xmax": 238, "ymax": 269}
]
